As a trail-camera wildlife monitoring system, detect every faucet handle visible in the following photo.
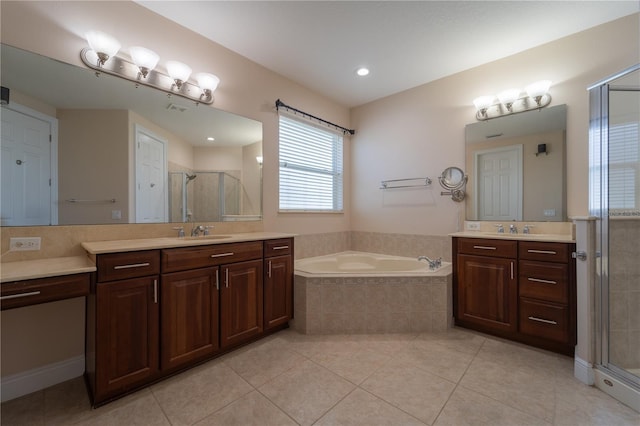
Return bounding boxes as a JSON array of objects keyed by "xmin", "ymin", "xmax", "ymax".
[
  {"xmin": 204, "ymin": 225, "xmax": 213, "ymax": 236},
  {"xmin": 509, "ymin": 224, "xmax": 518, "ymax": 234},
  {"xmin": 495, "ymin": 224, "xmax": 504, "ymax": 233},
  {"xmin": 172, "ymin": 226, "xmax": 185, "ymax": 238},
  {"xmin": 523, "ymin": 224, "xmax": 534, "ymax": 234}
]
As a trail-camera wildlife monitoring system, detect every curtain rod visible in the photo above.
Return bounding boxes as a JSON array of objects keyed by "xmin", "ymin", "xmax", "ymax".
[{"xmin": 275, "ymin": 99, "xmax": 355, "ymax": 135}]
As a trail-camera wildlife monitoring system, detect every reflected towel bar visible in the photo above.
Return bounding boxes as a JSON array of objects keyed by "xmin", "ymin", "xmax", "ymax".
[
  {"xmin": 65, "ymin": 198, "xmax": 116, "ymax": 204},
  {"xmin": 380, "ymin": 177, "xmax": 432, "ymax": 189}
]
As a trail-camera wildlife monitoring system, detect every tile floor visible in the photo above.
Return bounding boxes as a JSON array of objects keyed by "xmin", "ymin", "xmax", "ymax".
[{"xmin": 2, "ymin": 328, "xmax": 638, "ymax": 425}]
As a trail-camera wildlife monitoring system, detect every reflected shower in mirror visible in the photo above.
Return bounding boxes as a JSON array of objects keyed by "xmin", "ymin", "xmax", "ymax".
[
  {"xmin": 0, "ymin": 44, "xmax": 263, "ymax": 226},
  {"xmin": 465, "ymin": 104, "xmax": 567, "ymax": 222}
]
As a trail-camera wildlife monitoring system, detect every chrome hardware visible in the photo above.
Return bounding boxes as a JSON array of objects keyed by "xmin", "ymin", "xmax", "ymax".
[
  {"xmin": 113, "ymin": 262, "xmax": 150, "ymax": 270},
  {"xmin": 0, "ymin": 291, "xmax": 41, "ymax": 300},
  {"xmin": 418, "ymin": 255, "xmax": 442, "ymax": 270},
  {"xmin": 527, "ymin": 249, "xmax": 556, "ymax": 255},
  {"xmin": 215, "ymin": 270, "xmax": 219, "ymax": 290},
  {"xmin": 509, "ymin": 224, "xmax": 518, "ymax": 234},
  {"xmin": 153, "ymin": 279, "xmax": 158, "ymax": 304},
  {"xmin": 523, "ymin": 224, "xmax": 534, "ymax": 234},
  {"xmin": 204, "ymin": 226, "xmax": 213, "ymax": 236},
  {"xmin": 510, "ymin": 262, "xmax": 514, "ymax": 279},
  {"xmin": 528, "ymin": 316, "xmax": 557, "ymax": 325},
  {"xmin": 527, "ymin": 277, "xmax": 557, "ymax": 284},
  {"xmin": 572, "ymin": 251, "xmax": 587, "ymax": 261},
  {"xmin": 191, "ymin": 225, "xmax": 205, "ymax": 237},
  {"xmin": 473, "ymin": 245, "xmax": 497, "ymax": 250},
  {"xmin": 225, "ymin": 269, "xmax": 229, "ymax": 288},
  {"xmin": 210, "ymin": 252, "xmax": 234, "ymax": 258},
  {"xmin": 173, "ymin": 226, "xmax": 185, "ymax": 238},
  {"xmin": 273, "ymin": 246, "xmax": 289, "ymax": 250},
  {"xmin": 268, "ymin": 260, "xmax": 272, "ymax": 277},
  {"xmin": 495, "ymin": 224, "xmax": 504, "ymax": 233}
]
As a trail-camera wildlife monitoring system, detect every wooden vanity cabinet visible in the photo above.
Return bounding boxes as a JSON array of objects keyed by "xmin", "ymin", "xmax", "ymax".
[
  {"xmin": 87, "ymin": 250, "xmax": 161, "ymax": 404},
  {"xmin": 160, "ymin": 267, "xmax": 219, "ymax": 371},
  {"xmin": 453, "ymin": 237, "xmax": 576, "ymax": 355},
  {"xmin": 1, "ymin": 273, "xmax": 89, "ymax": 310},
  {"xmin": 455, "ymin": 238, "xmax": 518, "ymax": 335},
  {"xmin": 263, "ymin": 238, "xmax": 294, "ymax": 331}
]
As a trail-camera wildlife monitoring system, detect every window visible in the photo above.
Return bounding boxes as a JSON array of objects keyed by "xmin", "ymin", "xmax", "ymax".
[
  {"xmin": 609, "ymin": 121, "xmax": 639, "ymax": 211},
  {"xmin": 278, "ymin": 114, "xmax": 343, "ymax": 211}
]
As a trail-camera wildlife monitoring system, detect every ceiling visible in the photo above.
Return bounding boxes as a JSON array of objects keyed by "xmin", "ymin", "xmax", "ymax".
[{"xmin": 136, "ymin": 1, "xmax": 639, "ymax": 108}]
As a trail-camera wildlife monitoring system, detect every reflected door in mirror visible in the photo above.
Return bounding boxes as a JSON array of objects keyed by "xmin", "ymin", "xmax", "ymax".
[{"xmin": 475, "ymin": 145, "xmax": 522, "ymax": 221}]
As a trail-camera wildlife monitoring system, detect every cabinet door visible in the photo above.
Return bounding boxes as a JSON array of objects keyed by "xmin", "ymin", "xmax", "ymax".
[
  {"xmin": 96, "ymin": 276, "xmax": 159, "ymax": 398},
  {"xmin": 457, "ymin": 254, "xmax": 517, "ymax": 333},
  {"xmin": 220, "ymin": 259, "xmax": 263, "ymax": 348},
  {"xmin": 161, "ymin": 268, "xmax": 219, "ymax": 371},
  {"xmin": 264, "ymin": 255, "xmax": 292, "ymax": 330}
]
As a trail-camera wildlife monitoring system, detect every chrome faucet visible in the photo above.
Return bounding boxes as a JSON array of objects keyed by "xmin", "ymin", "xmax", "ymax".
[
  {"xmin": 418, "ymin": 256, "xmax": 442, "ymax": 270},
  {"xmin": 523, "ymin": 224, "xmax": 534, "ymax": 234},
  {"xmin": 191, "ymin": 225, "xmax": 205, "ymax": 237},
  {"xmin": 495, "ymin": 224, "xmax": 504, "ymax": 233},
  {"xmin": 509, "ymin": 224, "xmax": 518, "ymax": 234}
]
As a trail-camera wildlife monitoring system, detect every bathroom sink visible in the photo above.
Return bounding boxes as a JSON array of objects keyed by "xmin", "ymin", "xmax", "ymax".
[{"xmin": 180, "ymin": 235, "xmax": 232, "ymax": 241}]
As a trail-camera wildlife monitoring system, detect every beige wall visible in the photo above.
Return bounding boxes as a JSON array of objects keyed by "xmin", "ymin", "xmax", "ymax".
[{"xmin": 351, "ymin": 13, "xmax": 639, "ymax": 235}]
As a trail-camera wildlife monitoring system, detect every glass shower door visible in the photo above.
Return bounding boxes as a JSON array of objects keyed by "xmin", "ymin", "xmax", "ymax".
[{"xmin": 590, "ymin": 64, "xmax": 640, "ymax": 390}]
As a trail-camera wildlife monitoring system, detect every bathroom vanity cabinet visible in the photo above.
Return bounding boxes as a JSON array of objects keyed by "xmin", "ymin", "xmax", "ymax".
[
  {"xmin": 0, "ymin": 273, "xmax": 90, "ymax": 310},
  {"xmin": 453, "ymin": 237, "xmax": 576, "ymax": 355},
  {"xmin": 85, "ymin": 236, "xmax": 294, "ymax": 406}
]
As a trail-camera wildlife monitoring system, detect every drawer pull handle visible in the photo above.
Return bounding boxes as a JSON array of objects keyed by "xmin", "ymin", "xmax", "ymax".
[
  {"xmin": 273, "ymin": 245, "xmax": 289, "ymax": 250},
  {"xmin": 215, "ymin": 270, "xmax": 220, "ymax": 291},
  {"xmin": 153, "ymin": 279, "xmax": 158, "ymax": 304},
  {"xmin": 0, "ymin": 291, "xmax": 41, "ymax": 300},
  {"xmin": 113, "ymin": 262, "xmax": 150, "ymax": 270},
  {"xmin": 210, "ymin": 252, "xmax": 234, "ymax": 258},
  {"xmin": 473, "ymin": 245, "xmax": 497, "ymax": 250},
  {"xmin": 528, "ymin": 277, "xmax": 557, "ymax": 285},
  {"xmin": 528, "ymin": 316, "xmax": 557, "ymax": 325},
  {"xmin": 268, "ymin": 260, "xmax": 272, "ymax": 278},
  {"xmin": 225, "ymin": 269, "xmax": 229, "ymax": 288},
  {"xmin": 527, "ymin": 249, "xmax": 557, "ymax": 255}
]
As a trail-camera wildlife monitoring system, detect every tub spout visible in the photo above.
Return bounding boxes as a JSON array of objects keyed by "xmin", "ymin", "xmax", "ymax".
[{"xmin": 418, "ymin": 255, "xmax": 442, "ymax": 270}]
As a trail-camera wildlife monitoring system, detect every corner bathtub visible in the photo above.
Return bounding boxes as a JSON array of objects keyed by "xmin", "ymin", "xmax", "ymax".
[{"xmin": 293, "ymin": 251, "xmax": 453, "ymax": 334}]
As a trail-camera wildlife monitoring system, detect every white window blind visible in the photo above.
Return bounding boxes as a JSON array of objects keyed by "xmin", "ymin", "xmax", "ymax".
[
  {"xmin": 609, "ymin": 121, "xmax": 639, "ymax": 210},
  {"xmin": 278, "ymin": 115, "xmax": 343, "ymax": 211}
]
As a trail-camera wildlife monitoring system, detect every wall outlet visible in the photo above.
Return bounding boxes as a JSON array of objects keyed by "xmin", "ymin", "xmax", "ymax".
[
  {"xmin": 112, "ymin": 210, "xmax": 122, "ymax": 220},
  {"xmin": 9, "ymin": 237, "xmax": 41, "ymax": 251},
  {"xmin": 465, "ymin": 221, "xmax": 481, "ymax": 231},
  {"xmin": 544, "ymin": 209, "xmax": 557, "ymax": 217}
]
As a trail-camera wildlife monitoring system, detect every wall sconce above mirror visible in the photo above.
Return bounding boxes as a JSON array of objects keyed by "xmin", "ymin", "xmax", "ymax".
[
  {"xmin": 473, "ymin": 80, "xmax": 552, "ymax": 121},
  {"xmin": 81, "ymin": 31, "xmax": 219, "ymax": 105}
]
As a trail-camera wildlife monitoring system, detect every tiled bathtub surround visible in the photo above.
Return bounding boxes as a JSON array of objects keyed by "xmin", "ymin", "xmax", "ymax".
[
  {"xmin": 293, "ymin": 273, "xmax": 453, "ymax": 334},
  {"xmin": 294, "ymin": 231, "xmax": 452, "ymax": 262},
  {"xmin": 609, "ymin": 218, "xmax": 640, "ymax": 370}
]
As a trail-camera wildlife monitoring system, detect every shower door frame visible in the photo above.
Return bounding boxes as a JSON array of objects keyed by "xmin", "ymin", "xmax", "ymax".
[{"xmin": 589, "ymin": 63, "xmax": 640, "ymax": 391}]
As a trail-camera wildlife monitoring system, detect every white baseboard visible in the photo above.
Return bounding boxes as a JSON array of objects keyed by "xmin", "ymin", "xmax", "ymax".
[
  {"xmin": 574, "ymin": 356, "xmax": 595, "ymax": 385},
  {"xmin": 1, "ymin": 356, "xmax": 85, "ymax": 402}
]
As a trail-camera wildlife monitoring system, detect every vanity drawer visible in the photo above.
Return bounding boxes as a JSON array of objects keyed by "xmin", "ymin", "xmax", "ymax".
[
  {"xmin": 519, "ymin": 260, "xmax": 568, "ymax": 304},
  {"xmin": 1, "ymin": 273, "xmax": 90, "ymax": 310},
  {"xmin": 457, "ymin": 238, "xmax": 517, "ymax": 258},
  {"xmin": 264, "ymin": 238, "xmax": 292, "ymax": 257},
  {"xmin": 162, "ymin": 241, "xmax": 263, "ymax": 273},
  {"xmin": 519, "ymin": 298, "xmax": 569, "ymax": 343},
  {"xmin": 97, "ymin": 250, "xmax": 160, "ymax": 282},
  {"xmin": 519, "ymin": 241, "xmax": 571, "ymax": 263}
]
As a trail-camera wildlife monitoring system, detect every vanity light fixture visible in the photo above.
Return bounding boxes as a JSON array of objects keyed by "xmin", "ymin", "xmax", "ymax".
[
  {"xmin": 80, "ymin": 31, "xmax": 219, "ymax": 105},
  {"xmin": 256, "ymin": 156, "xmax": 264, "ymax": 165},
  {"xmin": 473, "ymin": 80, "xmax": 552, "ymax": 121}
]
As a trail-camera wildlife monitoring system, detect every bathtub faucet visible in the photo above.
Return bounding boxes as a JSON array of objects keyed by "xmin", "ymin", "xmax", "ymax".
[{"xmin": 418, "ymin": 255, "xmax": 442, "ymax": 270}]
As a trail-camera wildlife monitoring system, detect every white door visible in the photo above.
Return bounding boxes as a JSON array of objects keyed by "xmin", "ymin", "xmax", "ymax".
[
  {"xmin": 135, "ymin": 126, "xmax": 167, "ymax": 223},
  {"xmin": 475, "ymin": 145, "xmax": 523, "ymax": 221},
  {"xmin": 1, "ymin": 107, "xmax": 56, "ymax": 226}
]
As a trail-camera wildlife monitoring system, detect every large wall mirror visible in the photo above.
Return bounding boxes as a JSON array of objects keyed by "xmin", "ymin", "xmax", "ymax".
[
  {"xmin": 1, "ymin": 44, "xmax": 263, "ymax": 227},
  {"xmin": 465, "ymin": 104, "xmax": 567, "ymax": 222}
]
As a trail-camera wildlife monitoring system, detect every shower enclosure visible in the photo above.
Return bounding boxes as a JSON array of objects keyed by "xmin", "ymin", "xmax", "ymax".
[
  {"xmin": 589, "ymin": 64, "xmax": 640, "ymax": 398},
  {"xmin": 168, "ymin": 171, "xmax": 241, "ymax": 223}
]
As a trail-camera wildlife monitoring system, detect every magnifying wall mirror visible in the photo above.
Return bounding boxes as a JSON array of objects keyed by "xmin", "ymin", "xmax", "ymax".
[{"xmin": 439, "ymin": 166, "xmax": 467, "ymax": 202}]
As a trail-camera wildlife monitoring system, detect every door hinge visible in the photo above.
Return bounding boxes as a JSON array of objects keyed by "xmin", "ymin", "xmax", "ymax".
[
  {"xmin": 49, "ymin": 134, "xmax": 52, "ymax": 142},
  {"xmin": 49, "ymin": 178, "xmax": 51, "ymax": 186}
]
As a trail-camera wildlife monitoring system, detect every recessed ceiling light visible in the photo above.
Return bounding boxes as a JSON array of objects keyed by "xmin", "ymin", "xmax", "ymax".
[
  {"xmin": 356, "ymin": 67, "xmax": 370, "ymax": 77},
  {"xmin": 207, "ymin": 137, "xmax": 215, "ymax": 141}
]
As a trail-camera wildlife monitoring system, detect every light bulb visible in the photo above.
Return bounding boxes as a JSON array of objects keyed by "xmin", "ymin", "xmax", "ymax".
[
  {"xmin": 166, "ymin": 61, "xmax": 192, "ymax": 89},
  {"xmin": 85, "ymin": 31, "xmax": 120, "ymax": 65},
  {"xmin": 195, "ymin": 72, "xmax": 220, "ymax": 100},
  {"xmin": 130, "ymin": 46, "xmax": 159, "ymax": 78}
]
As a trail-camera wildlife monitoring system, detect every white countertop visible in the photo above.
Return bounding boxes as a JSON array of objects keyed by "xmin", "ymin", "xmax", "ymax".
[
  {"xmin": 82, "ymin": 232, "xmax": 297, "ymax": 255},
  {"xmin": 0, "ymin": 256, "xmax": 96, "ymax": 283},
  {"xmin": 449, "ymin": 231, "xmax": 575, "ymax": 243}
]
